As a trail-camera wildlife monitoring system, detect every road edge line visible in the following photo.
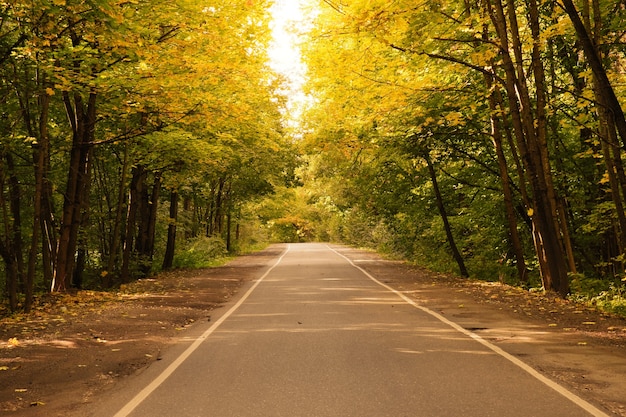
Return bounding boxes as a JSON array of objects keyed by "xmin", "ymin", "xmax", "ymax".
[
  {"xmin": 328, "ymin": 245, "xmax": 611, "ymax": 417},
  {"xmin": 113, "ymin": 244, "xmax": 291, "ymax": 417}
]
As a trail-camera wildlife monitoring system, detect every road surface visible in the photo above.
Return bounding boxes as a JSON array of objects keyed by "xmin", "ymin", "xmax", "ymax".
[{"xmin": 92, "ymin": 243, "xmax": 611, "ymax": 417}]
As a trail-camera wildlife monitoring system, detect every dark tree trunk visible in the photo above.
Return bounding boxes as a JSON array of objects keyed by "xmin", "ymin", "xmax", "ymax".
[
  {"xmin": 121, "ymin": 165, "xmax": 146, "ymax": 282},
  {"xmin": 6, "ymin": 153, "xmax": 24, "ymax": 293},
  {"xmin": 214, "ymin": 178, "xmax": 225, "ymax": 236},
  {"xmin": 104, "ymin": 145, "xmax": 129, "ymax": 287},
  {"xmin": 226, "ymin": 208, "xmax": 232, "ymax": 252},
  {"xmin": 53, "ymin": 91, "xmax": 96, "ymax": 292},
  {"xmin": 424, "ymin": 152, "xmax": 469, "ymax": 278},
  {"xmin": 162, "ymin": 191, "xmax": 179, "ymax": 270},
  {"xmin": 485, "ymin": 0, "xmax": 570, "ymax": 296},
  {"xmin": 560, "ymin": 0, "xmax": 626, "ymax": 150},
  {"xmin": 26, "ymin": 89, "xmax": 50, "ymax": 311},
  {"xmin": 484, "ymin": 72, "xmax": 529, "ymax": 282}
]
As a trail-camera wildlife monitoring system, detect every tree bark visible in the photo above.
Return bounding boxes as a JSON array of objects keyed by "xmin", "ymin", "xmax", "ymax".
[
  {"xmin": 0, "ymin": 160, "xmax": 19, "ymax": 311},
  {"xmin": 104, "ymin": 144, "xmax": 130, "ymax": 287},
  {"xmin": 424, "ymin": 152, "xmax": 469, "ymax": 278},
  {"xmin": 559, "ymin": 0, "xmax": 626, "ymax": 151},
  {"xmin": 25, "ymin": 86, "xmax": 51, "ymax": 311},
  {"xmin": 162, "ymin": 191, "xmax": 179, "ymax": 270},
  {"xmin": 53, "ymin": 90, "xmax": 96, "ymax": 292},
  {"xmin": 484, "ymin": 71, "xmax": 529, "ymax": 282},
  {"xmin": 486, "ymin": 0, "xmax": 570, "ymax": 296},
  {"xmin": 121, "ymin": 165, "xmax": 146, "ymax": 282}
]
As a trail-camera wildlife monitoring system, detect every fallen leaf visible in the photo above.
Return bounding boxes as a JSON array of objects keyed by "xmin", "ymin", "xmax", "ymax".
[{"xmin": 0, "ymin": 366, "xmax": 9, "ymax": 371}]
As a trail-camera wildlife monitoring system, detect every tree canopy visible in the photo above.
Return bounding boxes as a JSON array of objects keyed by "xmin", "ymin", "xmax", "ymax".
[
  {"xmin": 0, "ymin": 0, "xmax": 296, "ymax": 311},
  {"xmin": 296, "ymin": 0, "xmax": 626, "ymax": 306},
  {"xmin": 3, "ymin": 0, "xmax": 626, "ymax": 315}
]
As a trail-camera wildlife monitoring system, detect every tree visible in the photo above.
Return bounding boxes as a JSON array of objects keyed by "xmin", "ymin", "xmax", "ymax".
[
  {"xmin": 299, "ymin": 0, "xmax": 626, "ymax": 296},
  {"xmin": 0, "ymin": 0, "xmax": 293, "ymax": 310}
]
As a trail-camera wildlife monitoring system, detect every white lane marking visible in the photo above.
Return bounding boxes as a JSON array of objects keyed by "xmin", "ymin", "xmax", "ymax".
[
  {"xmin": 113, "ymin": 245, "xmax": 291, "ymax": 417},
  {"xmin": 328, "ymin": 245, "xmax": 611, "ymax": 417}
]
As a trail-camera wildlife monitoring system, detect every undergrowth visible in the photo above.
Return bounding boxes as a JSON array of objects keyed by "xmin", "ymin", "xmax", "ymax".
[{"xmin": 565, "ymin": 273, "xmax": 626, "ymax": 317}]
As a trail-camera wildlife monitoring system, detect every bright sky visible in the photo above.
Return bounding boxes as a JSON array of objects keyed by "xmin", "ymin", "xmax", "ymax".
[{"xmin": 268, "ymin": 0, "xmax": 314, "ymax": 131}]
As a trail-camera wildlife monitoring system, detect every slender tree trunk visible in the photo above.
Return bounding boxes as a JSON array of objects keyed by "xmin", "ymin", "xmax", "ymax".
[
  {"xmin": 25, "ymin": 87, "xmax": 50, "ymax": 311},
  {"xmin": 5, "ymin": 153, "xmax": 25, "ymax": 294},
  {"xmin": 0, "ymin": 248, "xmax": 19, "ymax": 311},
  {"xmin": 206, "ymin": 182, "xmax": 217, "ymax": 237},
  {"xmin": 71, "ymin": 144, "xmax": 93, "ymax": 289},
  {"xmin": 53, "ymin": 91, "xmax": 96, "ymax": 292},
  {"xmin": 145, "ymin": 173, "xmax": 160, "ymax": 258},
  {"xmin": 484, "ymin": 73, "xmax": 529, "ymax": 282},
  {"xmin": 580, "ymin": 0, "xmax": 626, "ymax": 257},
  {"xmin": 136, "ymin": 172, "xmax": 160, "ymax": 275},
  {"xmin": 121, "ymin": 165, "xmax": 146, "ymax": 282},
  {"xmin": 41, "ymin": 176, "xmax": 55, "ymax": 290},
  {"xmin": 560, "ymin": 0, "xmax": 626, "ymax": 150},
  {"xmin": 162, "ymin": 191, "xmax": 179, "ymax": 270},
  {"xmin": 0, "ymin": 160, "xmax": 19, "ymax": 311},
  {"xmin": 226, "ymin": 208, "xmax": 232, "ymax": 252},
  {"xmin": 485, "ymin": 0, "xmax": 570, "ymax": 295},
  {"xmin": 424, "ymin": 152, "xmax": 469, "ymax": 278},
  {"xmin": 214, "ymin": 178, "xmax": 225, "ymax": 236},
  {"xmin": 102, "ymin": 145, "xmax": 130, "ymax": 287}
]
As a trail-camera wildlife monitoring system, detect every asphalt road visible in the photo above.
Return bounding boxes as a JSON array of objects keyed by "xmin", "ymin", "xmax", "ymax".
[{"xmin": 95, "ymin": 243, "xmax": 610, "ymax": 417}]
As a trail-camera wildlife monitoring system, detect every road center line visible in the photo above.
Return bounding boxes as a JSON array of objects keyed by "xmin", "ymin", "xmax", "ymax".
[
  {"xmin": 113, "ymin": 245, "xmax": 291, "ymax": 417},
  {"xmin": 328, "ymin": 245, "xmax": 611, "ymax": 417}
]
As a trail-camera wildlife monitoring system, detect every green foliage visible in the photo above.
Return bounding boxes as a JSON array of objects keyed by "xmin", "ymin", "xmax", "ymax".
[
  {"xmin": 570, "ymin": 274, "xmax": 626, "ymax": 317},
  {"xmin": 0, "ymin": 0, "xmax": 295, "ymax": 310},
  {"xmin": 297, "ymin": 0, "xmax": 626, "ymax": 298},
  {"xmin": 172, "ymin": 236, "xmax": 229, "ymax": 269}
]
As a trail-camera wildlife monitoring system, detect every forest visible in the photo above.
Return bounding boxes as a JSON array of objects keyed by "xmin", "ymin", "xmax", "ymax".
[{"xmin": 2, "ymin": 0, "xmax": 626, "ymax": 317}]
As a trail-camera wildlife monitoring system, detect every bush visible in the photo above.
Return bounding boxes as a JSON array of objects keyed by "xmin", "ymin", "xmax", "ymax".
[{"xmin": 172, "ymin": 236, "xmax": 228, "ymax": 268}]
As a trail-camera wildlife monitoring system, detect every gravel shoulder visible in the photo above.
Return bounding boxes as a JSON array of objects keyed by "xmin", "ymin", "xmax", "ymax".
[{"xmin": 1, "ymin": 244, "xmax": 625, "ymax": 416}]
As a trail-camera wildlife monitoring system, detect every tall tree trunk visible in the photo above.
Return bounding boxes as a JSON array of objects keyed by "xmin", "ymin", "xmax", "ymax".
[
  {"xmin": 162, "ymin": 191, "xmax": 179, "ymax": 270},
  {"xmin": 486, "ymin": 0, "xmax": 570, "ymax": 296},
  {"xmin": 0, "ymin": 160, "xmax": 19, "ymax": 311},
  {"xmin": 424, "ymin": 152, "xmax": 469, "ymax": 278},
  {"xmin": 560, "ymin": 0, "xmax": 626, "ymax": 150},
  {"xmin": 226, "ymin": 208, "xmax": 232, "ymax": 252},
  {"xmin": 121, "ymin": 165, "xmax": 146, "ymax": 282},
  {"xmin": 484, "ymin": 72, "xmax": 529, "ymax": 282},
  {"xmin": 53, "ymin": 91, "xmax": 96, "ymax": 292},
  {"xmin": 136, "ymin": 172, "xmax": 160, "ymax": 275},
  {"xmin": 214, "ymin": 178, "xmax": 225, "ymax": 236},
  {"xmin": 41, "ymin": 176, "xmax": 56, "ymax": 290},
  {"xmin": 25, "ymin": 86, "xmax": 51, "ymax": 311},
  {"xmin": 0, "ymin": 245, "xmax": 19, "ymax": 312},
  {"xmin": 104, "ymin": 144, "xmax": 130, "ymax": 287},
  {"xmin": 71, "ymin": 144, "xmax": 93, "ymax": 289},
  {"xmin": 580, "ymin": 0, "xmax": 626, "ymax": 258},
  {"xmin": 6, "ymin": 153, "xmax": 25, "ymax": 293}
]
